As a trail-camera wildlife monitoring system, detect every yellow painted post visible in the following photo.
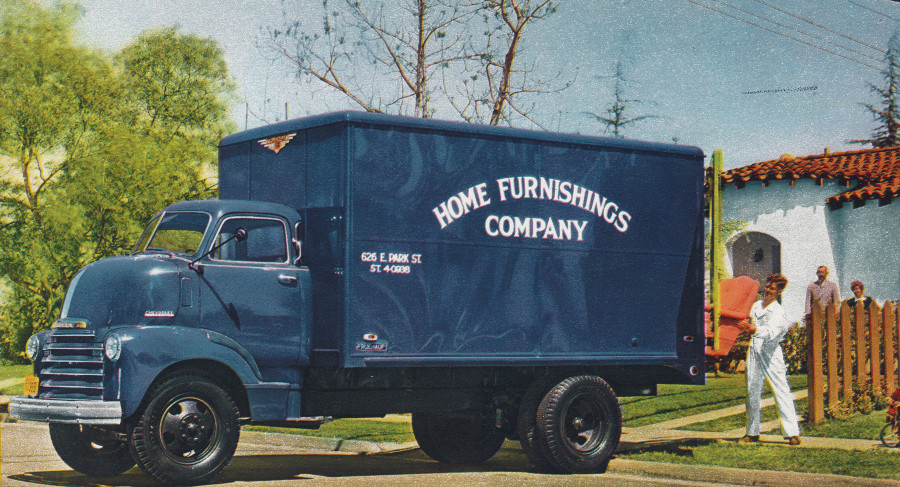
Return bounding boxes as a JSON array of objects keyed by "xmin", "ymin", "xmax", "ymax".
[{"xmin": 710, "ymin": 150, "xmax": 724, "ymax": 352}]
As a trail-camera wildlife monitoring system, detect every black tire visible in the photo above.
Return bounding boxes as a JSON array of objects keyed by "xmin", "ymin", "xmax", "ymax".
[
  {"xmin": 129, "ymin": 375, "xmax": 240, "ymax": 485},
  {"xmin": 49, "ymin": 423, "xmax": 135, "ymax": 477},
  {"xmin": 881, "ymin": 423, "xmax": 900, "ymax": 447},
  {"xmin": 536, "ymin": 375, "xmax": 621, "ymax": 474},
  {"xmin": 517, "ymin": 379, "xmax": 561, "ymax": 473},
  {"xmin": 412, "ymin": 409, "xmax": 506, "ymax": 465}
]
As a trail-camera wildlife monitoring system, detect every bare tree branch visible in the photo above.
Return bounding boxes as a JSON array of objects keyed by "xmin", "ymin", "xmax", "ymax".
[{"xmin": 265, "ymin": 0, "xmax": 564, "ymax": 126}]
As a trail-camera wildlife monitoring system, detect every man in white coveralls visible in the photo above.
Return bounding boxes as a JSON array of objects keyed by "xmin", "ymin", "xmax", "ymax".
[{"xmin": 737, "ymin": 273, "xmax": 801, "ymax": 445}]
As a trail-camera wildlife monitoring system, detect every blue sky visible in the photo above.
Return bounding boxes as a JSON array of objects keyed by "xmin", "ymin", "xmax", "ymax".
[{"xmin": 75, "ymin": 0, "xmax": 900, "ymax": 169}]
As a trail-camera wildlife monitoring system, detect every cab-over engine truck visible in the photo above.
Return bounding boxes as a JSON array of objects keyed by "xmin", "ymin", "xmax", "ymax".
[{"xmin": 11, "ymin": 111, "xmax": 706, "ymax": 484}]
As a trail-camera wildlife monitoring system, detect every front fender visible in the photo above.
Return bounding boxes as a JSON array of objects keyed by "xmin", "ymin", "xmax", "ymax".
[{"xmin": 114, "ymin": 326, "xmax": 268, "ymax": 418}]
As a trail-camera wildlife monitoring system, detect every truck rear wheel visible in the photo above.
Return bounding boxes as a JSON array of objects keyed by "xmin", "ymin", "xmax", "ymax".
[
  {"xmin": 516, "ymin": 379, "xmax": 560, "ymax": 472},
  {"xmin": 536, "ymin": 375, "xmax": 621, "ymax": 473},
  {"xmin": 129, "ymin": 375, "xmax": 240, "ymax": 485},
  {"xmin": 412, "ymin": 409, "xmax": 505, "ymax": 464},
  {"xmin": 49, "ymin": 423, "xmax": 135, "ymax": 477}
]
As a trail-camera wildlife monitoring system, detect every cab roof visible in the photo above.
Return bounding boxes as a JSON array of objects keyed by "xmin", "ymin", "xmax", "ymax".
[{"xmin": 163, "ymin": 199, "xmax": 300, "ymax": 223}]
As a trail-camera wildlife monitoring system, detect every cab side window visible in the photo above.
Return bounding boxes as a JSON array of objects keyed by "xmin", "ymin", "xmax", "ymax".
[{"xmin": 214, "ymin": 217, "xmax": 288, "ymax": 263}]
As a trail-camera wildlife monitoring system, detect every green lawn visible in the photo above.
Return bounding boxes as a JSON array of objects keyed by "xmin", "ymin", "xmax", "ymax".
[
  {"xmin": 681, "ymin": 401, "xmax": 809, "ymax": 433},
  {"xmin": 245, "ymin": 418, "xmax": 414, "ymax": 444},
  {"xmin": 0, "ymin": 364, "xmax": 31, "ymax": 395},
  {"xmin": 646, "ymin": 373, "xmax": 886, "ymax": 441},
  {"xmin": 620, "ymin": 373, "xmax": 807, "ymax": 428},
  {"xmin": 0, "ymin": 364, "xmax": 31, "ymax": 381},
  {"xmin": 803, "ymin": 410, "xmax": 888, "ymax": 440}
]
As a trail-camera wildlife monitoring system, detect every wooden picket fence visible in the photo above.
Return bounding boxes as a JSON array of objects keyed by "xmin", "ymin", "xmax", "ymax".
[{"xmin": 807, "ymin": 298, "xmax": 900, "ymax": 424}]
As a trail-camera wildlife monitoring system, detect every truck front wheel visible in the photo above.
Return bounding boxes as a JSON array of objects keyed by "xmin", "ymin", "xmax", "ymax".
[
  {"xmin": 412, "ymin": 409, "xmax": 505, "ymax": 464},
  {"xmin": 129, "ymin": 375, "xmax": 240, "ymax": 485},
  {"xmin": 49, "ymin": 423, "xmax": 135, "ymax": 477},
  {"xmin": 537, "ymin": 375, "xmax": 621, "ymax": 473}
]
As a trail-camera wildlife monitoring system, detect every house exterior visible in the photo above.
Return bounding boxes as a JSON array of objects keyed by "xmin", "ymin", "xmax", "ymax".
[{"xmin": 720, "ymin": 146, "xmax": 900, "ymax": 322}]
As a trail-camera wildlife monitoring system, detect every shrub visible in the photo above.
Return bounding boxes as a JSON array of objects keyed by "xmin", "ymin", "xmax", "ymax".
[{"xmin": 781, "ymin": 323, "xmax": 807, "ymax": 374}]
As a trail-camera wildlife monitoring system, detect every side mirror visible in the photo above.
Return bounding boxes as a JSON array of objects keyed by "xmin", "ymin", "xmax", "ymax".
[{"xmin": 234, "ymin": 228, "xmax": 248, "ymax": 242}]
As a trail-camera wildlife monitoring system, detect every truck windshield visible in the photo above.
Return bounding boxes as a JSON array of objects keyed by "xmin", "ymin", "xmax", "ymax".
[{"xmin": 133, "ymin": 212, "xmax": 210, "ymax": 256}]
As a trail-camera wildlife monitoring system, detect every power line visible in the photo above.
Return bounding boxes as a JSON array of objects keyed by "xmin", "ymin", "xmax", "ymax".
[
  {"xmin": 685, "ymin": 0, "xmax": 885, "ymax": 71},
  {"xmin": 754, "ymin": 0, "xmax": 887, "ymax": 55},
  {"xmin": 711, "ymin": 0, "xmax": 885, "ymax": 65},
  {"xmin": 848, "ymin": 0, "xmax": 900, "ymax": 24}
]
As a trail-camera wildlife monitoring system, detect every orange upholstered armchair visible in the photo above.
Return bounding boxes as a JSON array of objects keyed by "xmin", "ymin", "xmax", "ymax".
[{"xmin": 705, "ymin": 276, "xmax": 760, "ymax": 357}]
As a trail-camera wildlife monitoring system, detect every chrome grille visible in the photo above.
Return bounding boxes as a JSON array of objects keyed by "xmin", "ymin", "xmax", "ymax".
[{"xmin": 38, "ymin": 329, "xmax": 105, "ymax": 400}]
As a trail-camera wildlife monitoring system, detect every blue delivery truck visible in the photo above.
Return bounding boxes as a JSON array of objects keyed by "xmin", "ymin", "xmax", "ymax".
[{"xmin": 11, "ymin": 111, "xmax": 706, "ymax": 484}]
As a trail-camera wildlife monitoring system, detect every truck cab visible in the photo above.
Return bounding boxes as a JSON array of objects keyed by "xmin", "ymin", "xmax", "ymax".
[{"xmin": 13, "ymin": 199, "xmax": 313, "ymax": 484}]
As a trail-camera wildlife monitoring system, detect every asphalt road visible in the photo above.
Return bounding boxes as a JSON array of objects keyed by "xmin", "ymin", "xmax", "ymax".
[
  {"xmin": 1, "ymin": 422, "xmax": 742, "ymax": 487},
  {"xmin": 6, "ymin": 423, "xmax": 900, "ymax": 487}
]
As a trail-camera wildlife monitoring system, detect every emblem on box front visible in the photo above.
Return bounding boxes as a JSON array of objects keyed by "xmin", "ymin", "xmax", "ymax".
[{"xmin": 258, "ymin": 132, "xmax": 297, "ymax": 154}]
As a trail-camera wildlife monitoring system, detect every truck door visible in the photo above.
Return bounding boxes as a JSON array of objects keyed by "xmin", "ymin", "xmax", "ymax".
[{"xmin": 198, "ymin": 215, "xmax": 305, "ymax": 373}]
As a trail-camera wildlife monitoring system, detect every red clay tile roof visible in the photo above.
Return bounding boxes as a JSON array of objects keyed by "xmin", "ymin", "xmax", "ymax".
[{"xmin": 721, "ymin": 146, "xmax": 900, "ymax": 206}]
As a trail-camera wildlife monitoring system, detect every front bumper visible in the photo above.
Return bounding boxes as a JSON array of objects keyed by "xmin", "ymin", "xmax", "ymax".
[{"xmin": 9, "ymin": 396, "xmax": 122, "ymax": 425}]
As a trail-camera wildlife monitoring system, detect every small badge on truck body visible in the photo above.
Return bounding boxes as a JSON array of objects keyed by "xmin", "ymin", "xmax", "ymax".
[
  {"xmin": 144, "ymin": 311, "xmax": 175, "ymax": 318},
  {"xmin": 355, "ymin": 341, "xmax": 387, "ymax": 352},
  {"xmin": 258, "ymin": 132, "xmax": 297, "ymax": 154}
]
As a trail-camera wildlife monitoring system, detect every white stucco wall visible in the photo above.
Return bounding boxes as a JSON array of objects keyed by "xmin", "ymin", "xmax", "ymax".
[
  {"xmin": 827, "ymin": 200, "xmax": 900, "ymax": 304},
  {"xmin": 722, "ymin": 179, "xmax": 844, "ymax": 323}
]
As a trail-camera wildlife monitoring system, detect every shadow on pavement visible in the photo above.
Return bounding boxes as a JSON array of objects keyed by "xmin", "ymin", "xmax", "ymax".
[
  {"xmin": 8, "ymin": 448, "xmax": 535, "ymax": 486},
  {"xmin": 619, "ymin": 437, "xmax": 720, "ymax": 455}
]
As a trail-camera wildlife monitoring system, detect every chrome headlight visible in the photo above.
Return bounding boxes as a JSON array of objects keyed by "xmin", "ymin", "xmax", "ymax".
[
  {"xmin": 25, "ymin": 334, "xmax": 40, "ymax": 361},
  {"xmin": 104, "ymin": 334, "xmax": 122, "ymax": 362}
]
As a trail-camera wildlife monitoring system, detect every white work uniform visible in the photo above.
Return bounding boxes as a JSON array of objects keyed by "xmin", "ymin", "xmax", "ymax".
[{"xmin": 746, "ymin": 299, "xmax": 801, "ymax": 437}]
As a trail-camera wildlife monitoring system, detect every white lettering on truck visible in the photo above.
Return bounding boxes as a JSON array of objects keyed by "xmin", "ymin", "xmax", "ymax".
[
  {"xmin": 485, "ymin": 216, "xmax": 588, "ymax": 241},
  {"xmin": 431, "ymin": 183, "xmax": 491, "ymax": 229},
  {"xmin": 432, "ymin": 176, "xmax": 632, "ymax": 237}
]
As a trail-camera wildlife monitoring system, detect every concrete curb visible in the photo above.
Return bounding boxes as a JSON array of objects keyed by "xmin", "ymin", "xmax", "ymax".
[{"xmin": 607, "ymin": 458, "xmax": 900, "ymax": 487}]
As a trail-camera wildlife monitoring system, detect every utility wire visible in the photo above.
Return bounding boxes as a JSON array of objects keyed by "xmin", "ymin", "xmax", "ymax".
[
  {"xmin": 685, "ymin": 0, "xmax": 885, "ymax": 71},
  {"xmin": 848, "ymin": 0, "xmax": 900, "ymax": 24},
  {"xmin": 711, "ymin": 0, "xmax": 885, "ymax": 64},
  {"xmin": 754, "ymin": 0, "xmax": 887, "ymax": 54}
]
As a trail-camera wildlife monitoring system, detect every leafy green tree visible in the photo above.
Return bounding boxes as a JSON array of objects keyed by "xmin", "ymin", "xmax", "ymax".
[
  {"xmin": 118, "ymin": 27, "xmax": 235, "ymax": 144},
  {"xmin": 851, "ymin": 33, "xmax": 900, "ymax": 148},
  {"xmin": 0, "ymin": 0, "xmax": 115, "ymax": 361},
  {"xmin": 0, "ymin": 3, "xmax": 235, "ymax": 362}
]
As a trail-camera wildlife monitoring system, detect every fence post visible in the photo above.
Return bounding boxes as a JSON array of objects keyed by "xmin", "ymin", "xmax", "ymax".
[
  {"xmin": 841, "ymin": 301, "xmax": 853, "ymax": 400},
  {"xmin": 897, "ymin": 304, "xmax": 900, "ymax": 392},
  {"xmin": 870, "ymin": 301, "xmax": 883, "ymax": 395},
  {"xmin": 809, "ymin": 301, "xmax": 825, "ymax": 424},
  {"xmin": 826, "ymin": 301, "xmax": 839, "ymax": 409},
  {"xmin": 884, "ymin": 301, "xmax": 896, "ymax": 394},
  {"xmin": 856, "ymin": 300, "xmax": 867, "ymax": 383}
]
